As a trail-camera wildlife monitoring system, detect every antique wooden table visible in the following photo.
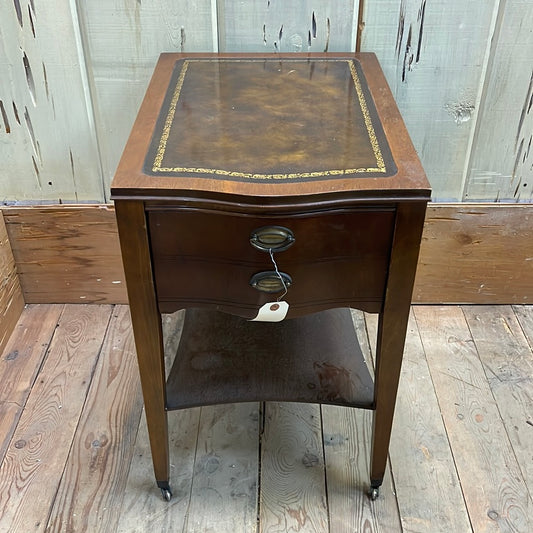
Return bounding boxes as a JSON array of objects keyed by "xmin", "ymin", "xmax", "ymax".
[{"xmin": 111, "ymin": 52, "xmax": 431, "ymax": 502}]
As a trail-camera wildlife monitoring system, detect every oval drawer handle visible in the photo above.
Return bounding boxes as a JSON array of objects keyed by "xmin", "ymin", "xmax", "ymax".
[
  {"xmin": 250, "ymin": 271, "xmax": 292, "ymax": 293},
  {"xmin": 250, "ymin": 226, "xmax": 295, "ymax": 252}
]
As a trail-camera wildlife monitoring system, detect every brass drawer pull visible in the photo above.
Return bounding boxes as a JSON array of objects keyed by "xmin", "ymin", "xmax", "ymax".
[
  {"xmin": 250, "ymin": 271, "xmax": 292, "ymax": 293},
  {"xmin": 250, "ymin": 226, "xmax": 295, "ymax": 252}
]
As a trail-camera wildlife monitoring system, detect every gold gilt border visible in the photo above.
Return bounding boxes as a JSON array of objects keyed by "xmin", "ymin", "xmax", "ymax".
[{"xmin": 152, "ymin": 59, "xmax": 387, "ymax": 180}]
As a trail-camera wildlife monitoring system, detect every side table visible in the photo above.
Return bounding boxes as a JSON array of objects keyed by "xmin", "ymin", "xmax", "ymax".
[{"xmin": 111, "ymin": 52, "xmax": 431, "ymax": 501}]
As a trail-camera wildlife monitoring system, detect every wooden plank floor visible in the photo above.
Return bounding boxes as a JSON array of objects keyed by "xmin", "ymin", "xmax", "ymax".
[{"xmin": 1, "ymin": 305, "xmax": 532, "ymax": 532}]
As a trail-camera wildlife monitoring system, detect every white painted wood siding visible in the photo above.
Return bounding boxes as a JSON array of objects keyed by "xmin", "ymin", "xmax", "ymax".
[
  {"xmin": 78, "ymin": 0, "xmax": 215, "ymax": 199},
  {"xmin": 0, "ymin": 0, "xmax": 531, "ymax": 203},
  {"xmin": 0, "ymin": 0, "xmax": 103, "ymax": 202},
  {"xmin": 217, "ymin": 0, "xmax": 359, "ymax": 53},
  {"xmin": 360, "ymin": 0, "xmax": 500, "ymax": 201},
  {"xmin": 464, "ymin": 0, "xmax": 533, "ymax": 202}
]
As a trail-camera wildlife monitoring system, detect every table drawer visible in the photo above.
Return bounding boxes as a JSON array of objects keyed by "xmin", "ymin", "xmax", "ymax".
[{"xmin": 148, "ymin": 207, "xmax": 395, "ymax": 317}]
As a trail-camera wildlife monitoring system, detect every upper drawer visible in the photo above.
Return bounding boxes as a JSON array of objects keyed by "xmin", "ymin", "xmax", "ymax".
[{"xmin": 147, "ymin": 207, "xmax": 395, "ymax": 266}]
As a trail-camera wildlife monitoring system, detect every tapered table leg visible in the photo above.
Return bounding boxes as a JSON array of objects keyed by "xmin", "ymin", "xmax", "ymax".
[
  {"xmin": 369, "ymin": 202, "xmax": 427, "ymax": 497},
  {"xmin": 115, "ymin": 200, "xmax": 170, "ymax": 497}
]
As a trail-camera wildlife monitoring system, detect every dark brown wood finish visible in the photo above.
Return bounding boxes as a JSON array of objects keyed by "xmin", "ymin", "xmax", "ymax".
[
  {"xmin": 114, "ymin": 200, "xmax": 170, "ymax": 490},
  {"xmin": 112, "ymin": 53, "xmax": 430, "ymax": 203},
  {"xmin": 370, "ymin": 201, "xmax": 428, "ymax": 487},
  {"xmin": 148, "ymin": 206, "xmax": 395, "ymax": 317},
  {"xmin": 111, "ymin": 52, "xmax": 431, "ymax": 501},
  {"xmin": 166, "ymin": 308, "xmax": 374, "ymax": 410}
]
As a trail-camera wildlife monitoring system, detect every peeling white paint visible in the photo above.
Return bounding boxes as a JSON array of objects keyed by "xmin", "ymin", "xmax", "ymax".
[{"xmin": 445, "ymin": 102, "xmax": 475, "ymax": 125}]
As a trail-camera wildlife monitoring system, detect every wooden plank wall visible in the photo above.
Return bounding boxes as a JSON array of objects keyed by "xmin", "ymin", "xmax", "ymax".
[
  {"xmin": 361, "ymin": 0, "xmax": 500, "ymax": 201},
  {"xmin": 412, "ymin": 204, "xmax": 533, "ymax": 304},
  {"xmin": 0, "ymin": 214, "xmax": 24, "ymax": 354},
  {"xmin": 463, "ymin": 0, "xmax": 533, "ymax": 202},
  {"xmin": 1, "ymin": 1, "xmax": 532, "ymax": 204},
  {"xmin": 77, "ymin": 0, "xmax": 216, "ymax": 196},
  {"xmin": 2, "ymin": 206, "xmax": 125, "ymax": 305},
  {"xmin": 0, "ymin": 0, "xmax": 103, "ymax": 202},
  {"xmin": 217, "ymin": 0, "xmax": 359, "ymax": 53},
  {"xmin": 2, "ymin": 203, "xmax": 532, "ymax": 306}
]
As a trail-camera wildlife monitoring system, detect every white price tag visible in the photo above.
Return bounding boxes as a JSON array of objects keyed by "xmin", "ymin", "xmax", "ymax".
[{"xmin": 250, "ymin": 301, "xmax": 289, "ymax": 322}]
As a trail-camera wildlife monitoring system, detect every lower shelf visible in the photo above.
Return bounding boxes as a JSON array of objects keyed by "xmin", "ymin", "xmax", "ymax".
[{"xmin": 166, "ymin": 307, "xmax": 375, "ymax": 410}]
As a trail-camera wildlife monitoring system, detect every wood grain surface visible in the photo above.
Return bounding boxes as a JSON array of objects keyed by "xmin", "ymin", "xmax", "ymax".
[
  {"xmin": 78, "ymin": 0, "xmax": 216, "ymax": 191},
  {"xmin": 118, "ymin": 407, "xmax": 202, "ymax": 533},
  {"xmin": 414, "ymin": 203, "xmax": 533, "ymax": 304},
  {"xmin": 2, "ymin": 304, "xmax": 533, "ymax": 531},
  {"xmin": 0, "ymin": 304, "xmax": 63, "ymax": 461},
  {"xmin": 414, "ymin": 306, "xmax": 533, "ymax": 532},
  {"xmin": 185, "ymin": 403, "xmax": 259, "ymax": 533},
  {"xmin": 0, "ymin": 0, "xmax": 103, "ymax": 202},
  {"xmin": 463, "ymin": 306, "xmax": 533, "ymax": 491},
  {"xmin": 464, "ymin": 0, "xmax": 533, "ymax": 202},
  {"xmin": 3, "ymin": 202, "xmax": 531, "ymax": 306},
  {"xmin": 2, "ymin": 2, "xmax": 531, "ymax": 204},
  {"xmin": 322, "ymin": 310, "xmax": 402, "ymax": 533},
  {"xmin": 218, "ymin": 0, "xmax": 359, "ymax": 53},
  {"xmin": 0, "ymin": 213, "xmax": 24, "ymax": 353},
  {"xmin": 260, "ymin": 402, "xmax": 328, "ymax": 533},
  {"xmin": 361, "ymin": 0, "xmax": 500, "ymax": 201},
  {"xmin": 0, "ymin": 305, "xmax": 113, "ymax": 532},
  {"xmin": 514, "ymin": 304, "xmax": 533, "ymax": 348},
  {"xmin": 117, "ymin": 311, "xmax": 200, "ymax": 533},
  {"xmin": 2, "ymin": 205, "xmax": 127, "ymax": 304},
  {"xmin": 366, "ymin": 311, "xmax": 472, "ymax": 532},
  {"xmin": 46, "ymin": 305, "xmax": 143, "ymax": 532}
]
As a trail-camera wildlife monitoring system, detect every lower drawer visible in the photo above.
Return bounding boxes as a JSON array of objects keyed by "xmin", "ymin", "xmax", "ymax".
[{"xmin": 154, "ymin": 257, "xmax": 388, "ymax": 316}]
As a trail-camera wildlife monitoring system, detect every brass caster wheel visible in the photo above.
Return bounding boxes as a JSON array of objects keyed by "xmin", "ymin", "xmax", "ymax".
[{"xmin": 369, "ymin": 487, "xmax": 380, "ymax": 501}]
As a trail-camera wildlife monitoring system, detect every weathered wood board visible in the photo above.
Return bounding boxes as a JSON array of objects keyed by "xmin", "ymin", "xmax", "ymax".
[
  {"xmin": 0, "ymin": 305, "xmax": 113, "ymax": 532},
  {"xmin": 2, "ymin": 304, "xmax": 533, "ymax": 530},
  {"xmin": 463, "ymin": 306, "xmax": 533, "ymax": 491},
  {"xmin": 322, "ymin": 310, "xmax": 402, "ymax": 532},
  {"xmin": 260, "ymin": 402, "xmax": 328, "ymax": 532},
  {"xmin": 46, "ymin": 305, "xmax": 142, "ymax": 532},
  {"xmin": 366, "ymin": 311, "xmax": 472, "ymax": 532},
  {"xmin": 117, "ymin": 407, "xmax": 202, "ymax": 533},
  {"xmin": 3, "ymin": 205, "xmax": 127, "ymax": 304},
  {"xmin": 322, "ymin": 407, "xmax": 402, "ymax": 533},
  {"xmin": 0, "ymin": 0, "xmax": 103, "ymax": 202},
  {"xmin": 117, "ymin": 310, "xmax": 202, "ymax": 533},
  {"xmin": 514, "ymin": 304, "xmax": 533, "ymax": 349},
  {"xmin": 1, "ymin": 1, "xmax": 532, "ymax": 203},
  {"xmin": 360, "ymin": 0, "xmax": 500, "ymax": 200},
  {"xmin": 464, "ymin": 0, "xmax": 533, "ymax": 202},
  {"xmin": 0, "ymin": 304, "xmax": 63, "ymax": 462},
  {"xmin": 185, "ymin": 403, "xmax": 259, "ymax": 533},
  {"xmin": 414, "ymin": 306, "xmax": 533, "ymax": 532},
  {"xmin": 78, "ymin": 0, "xmax": 216, "ymax": 198},
  {"xmin": 218, "ymin": 0, "xmax": 359, "ymax": 53},
  {"xmin": 0, "ymin": 212, "xmax": 24, "ymax": 353},
  {"xmin": 413, "ymin": 204, "xmax": 533, "ymax": 304}
]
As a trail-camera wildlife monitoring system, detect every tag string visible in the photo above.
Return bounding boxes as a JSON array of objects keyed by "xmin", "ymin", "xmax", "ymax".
[{"xmin": 269, "ymin": 248, "xmax": 288, "ymax": 301}]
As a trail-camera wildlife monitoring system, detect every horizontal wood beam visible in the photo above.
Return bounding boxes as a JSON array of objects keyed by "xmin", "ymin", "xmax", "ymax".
[
  {"xmin": 2, "ymin": 203, "xmax": 532, "ymax": 306},
  {"xmin": 2, "ymin": 205, "xmax": 128, "ymax": 305},
  {"xmin": 413, "ymin": 204, "xmax": 533, "ymax": 304}
]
